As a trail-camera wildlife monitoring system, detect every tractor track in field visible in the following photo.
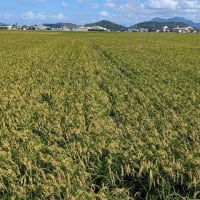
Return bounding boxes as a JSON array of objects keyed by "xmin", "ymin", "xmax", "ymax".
[
  {"xmin": 90, "ymin": 43, "xmax": 139, "ymax": 127},
  {"xmin": 92, "ymin": 43, "xmax": 141, "ymax": 84}
]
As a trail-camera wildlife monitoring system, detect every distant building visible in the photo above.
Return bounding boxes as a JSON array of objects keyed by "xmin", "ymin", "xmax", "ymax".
[
  {"xmin": 163, "ymin": 26, "xmax": 168, "ymax": 32},
  {"xmin": 22, "ymin": 26, "xmax": 27, "ymax": 31},
  {"xmin": 62, "ymin": 25, "xmax": 90, "ymax": 32},
  {"xmin": 62, "ymin": 26, "xmax": 72, "ymax": 32},
  {"xmin": 138, "ymin": 28, "xmax": 148, "ymax": 32},
  {"xmin": 173, "ymin": 26, "xmax": 194, "ymax": 33},
  {"xmin": 62, "ymin": 24, "xmax": 80, "ymax": 32},
  {"xmin": 0, "ymin": 25, "xmax": 12, "ymax": 30},
  {"xmin": 88, "ymin": 26, "xmax": 108, "ymax": 31},
  {"xmin": 34, "ymin": 24, "xmax": 50, "ymax": 30},
  {"xmin": 21, "ymin": 25, "xmax": 35, "ymax": 31},
  {"xmin": 77, "ymin": 26, "xmax": 89, "ymax": 32},
  {"xmin": 12, "ymin": 24, "xmax": 22, "ymax": 30},
  {"xmin": 128, "ymin": 28, "xmax": 139, "ymax": 32}
]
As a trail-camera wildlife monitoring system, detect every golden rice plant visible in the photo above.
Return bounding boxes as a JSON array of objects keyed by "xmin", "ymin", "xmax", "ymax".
[{"xmin": 0, "ymin": 31, "xmax": 199, "ymax": 199}]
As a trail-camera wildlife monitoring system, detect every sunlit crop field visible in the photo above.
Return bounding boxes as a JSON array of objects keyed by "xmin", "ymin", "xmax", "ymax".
[{"xmin": 0, "ymin": 31, "xmax": 199, "ymax": 199}]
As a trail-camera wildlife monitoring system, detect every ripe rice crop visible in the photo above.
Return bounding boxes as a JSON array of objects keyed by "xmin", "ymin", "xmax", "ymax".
[{"xmin": 0, "ymin": 31, "xmax": 199, "ymax": 199}]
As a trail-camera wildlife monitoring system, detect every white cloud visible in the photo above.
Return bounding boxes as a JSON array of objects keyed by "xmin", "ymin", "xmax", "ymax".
[
  {"xmin": 110, "ymin": 0, "xmax": 200, "ymax": 25},
  {"xmin": 6, "ymin": 0, "xmax": 200, "ymax": 26},
  {"xmin": 100, "ymin": 11, "xmax": 109, "ymax": 17},
  {"xmin": 91, "ymin": 3, "xmax": 99, "ymax": 8},
  {"xmin": 76, "ymin": 0, "xmax": 84, "ymax": 3},
  {"xmin": 118, "ymin": 0, "xmax": 145, "ymax": 21},
  {"xmin": 22, "ymin": 11, "xmax": 67, "ymax": 21},
  {"xmin": 119, "ymin": 1, "xmax": 143, "ymax": 12},
  {"xmin": 21, "ymin": 11, "xmax": 45, "ymax": 21},
  {"xmin": 179, "ymin": 0, "xmax": 200, "ymax": 9},
  {"xmin": 37, "ymin": 13, "xmax": 46, "ymax": 20},
  {"xmin": 22, "ymin": 11, "xmax": 35, "ymax": 20},
  {"xmin": 36, "ymin": 0, "xmax": 48, "ymax": 3},
  {"xmin": 61, "ymin": 1, "xmax": 67, "ymax": 8},
  {"xmin": 51, "ymin": 13, "xmax": 66, "ymax": 21},
  {"xmin": 0, "ymin": 13, "xmax": 13, "ymax": 20},
  {"xmin": 148, "ymin": 0, "xmax": 178, "ymax": 10},
  {"xmin": 105, "ymin": 0, "xmax": 115, "ymax": 8}
]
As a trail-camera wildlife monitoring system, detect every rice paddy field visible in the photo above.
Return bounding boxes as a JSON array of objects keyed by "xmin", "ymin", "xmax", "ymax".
[{"xmin": 0, "ymin": 31, "xmax": 199, "ymax": 199}]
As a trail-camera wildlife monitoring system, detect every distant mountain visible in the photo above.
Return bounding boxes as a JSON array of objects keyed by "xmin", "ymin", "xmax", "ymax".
[
  {"xmin": 43, "ymin": 23, "xmax": 78, "ymax": 29},
  {"xmin": 0, "ymin": 23, "xmax": 8, "ymax": 26},
  {"xmin": 130, "ymin": 21, "xmax": 189, "ymax": 30},
  {"xmin": 85, "ymin": 20, "xmax": 126, "ymax": 31},
  {"xmin": 151, "ymin": 17, "xmax": 200, "ymax": 29}
]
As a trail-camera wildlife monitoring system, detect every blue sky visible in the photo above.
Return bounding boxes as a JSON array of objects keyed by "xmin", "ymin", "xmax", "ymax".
[{"xmin": 0, "ymin": 0, "xmax": 200, "ymax": 26}]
